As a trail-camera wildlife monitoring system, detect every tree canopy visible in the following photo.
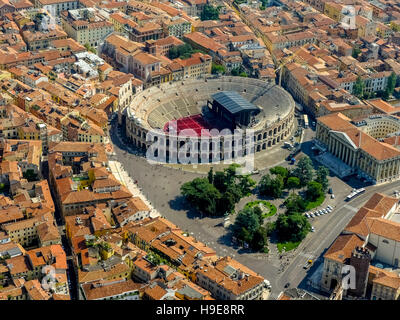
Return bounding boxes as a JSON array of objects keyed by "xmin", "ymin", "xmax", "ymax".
[
  {"xmin": 232, "ymin": 207, "xmax": 268, "ymax": 251},
  {"xmin": 212, "ymin": 63, "xmax": 226, "ymax": 74},
  {"xmin": 181, "ymin": 164, "xmax": 255, "ymax": 216},
  {"xmin": 292, "ymin": 156, "xmax": 314, "ymax": 186},
  {"xmin": 168, "ymin": 43, "xmax": 199, "ymax": 60},
  {"xmin": 353, "ymin": 76, "xmax": 365, "ymax": 98},
  {"xmin": 315, "ymin": 166, "xmax": 329, "ymax": 192},
  {"xmin": 306, "ymin": 181, "xmax": 323, "ymax": 202},
  {"xmin": 200, "ymin": 4, "xmax": 220, "ymax": 21},
  {"xmin": 275, "ymin": 213, "xmax": 310, "ymax": 242},
  {"xmin": 258, "ymin": 173, "xmax": 284, "ymax": 198},
  {"xmin": 181, "ymin": 178, "xmax": 221, "ymax": 216},
  {"xmin": 286, "ymin": 176, "xmax": 300, "ymax": 192}
]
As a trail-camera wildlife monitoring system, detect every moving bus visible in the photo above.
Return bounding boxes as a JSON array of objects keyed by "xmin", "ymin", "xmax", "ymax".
[
  {"xmin": 303, "ymin": 114, "xmax": 309, "ymax": 128},
  {"xmin": 345, "ymin": 188, "xmax": 366, "ymax": 201}
]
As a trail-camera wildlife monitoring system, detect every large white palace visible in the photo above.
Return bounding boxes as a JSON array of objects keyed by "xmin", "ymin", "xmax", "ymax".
[{"xmin": 315, "ymin": 112, "xmax": 400, "ymax": 184}]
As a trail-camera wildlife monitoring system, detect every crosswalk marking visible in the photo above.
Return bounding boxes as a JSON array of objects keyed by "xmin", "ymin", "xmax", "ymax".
[{"xmin": 344, "ymin": 204, "xmax": 358, "ymax": 212}]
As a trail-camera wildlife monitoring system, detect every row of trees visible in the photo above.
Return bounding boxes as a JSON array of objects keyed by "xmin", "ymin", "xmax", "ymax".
[{"xmin": 181, "ymin": 164, "xmax": 256, "ymax": 216}]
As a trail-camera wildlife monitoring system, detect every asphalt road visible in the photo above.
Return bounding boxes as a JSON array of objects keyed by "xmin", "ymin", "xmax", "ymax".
[{"xmin": 272, "ymin": 178, "xmax": 400, "ymax": 298}]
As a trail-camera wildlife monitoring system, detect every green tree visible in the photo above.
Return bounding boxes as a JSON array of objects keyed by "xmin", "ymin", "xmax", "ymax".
[
  {"xmin": 258, "ymin": 173, "xmax": 272, "ymax": 196},
  {"xmin": 286, "ymin": 176, "xmax": 300, "ymax": 193},
  {"xmin": 284, "ymin": 193, "xmax": 307, "ymax": 215},
  {"xmin": 352, "ymin": 47, "xmax": 361, "ymax": 59},
  {"xmin": 251, "ymin": 227, "xmax": 268, "ymax": 251},
  {"xmin": 84, "ymin": 42, "xmax": 96, "ymax": 54},
  {"xmin": 315, "ymin": 166, "xmax": 329, "ymax": 192},
  {"xmin": 212, "ymin": 63, "xmax": 226, "ymax": 74},
  {"xmin": 226, "ymin": 184, "xmax": 243, "ymax": 203},
  {"xmin": 258, "ymin": 173, "xmax": 284, "ymax": 198},
  {"xmin": 168, "ymin": 43, "xmax": 197, "ymax": 59},
  {"xmin": 306, "ymin": 181, "xmax": 323, "ymax": 202},
  {"xmin": 353, "ymin": 76, "xmax": 365, "ymax": 98},
  {"xmin": 217, "ymin": 190, "xmax": 236, "ymax": 214},
  {"xmin": 181, "ymin": 178, "xmax": 221, "ymax": 216},
  {"xmin": 253, "ymin": 206, "xmax": 264, "ymax": 225},
  {"xmin": 231, "ymin": 67, "xmax": 240, "ymax": 76},
  {"xmin": 382, "ymin": 88, "xmax": 390, "ymax": 101},
  {"xmin": 292, "ymin": 156, "xmax": 314, "ymax": 186},
  {"xmin": 387, "ymin": 72, "xmax": 396, "ymax": 95},
  {"xmin": 270, "ymin": 166, "xmax": 289, "ymax": 179},
  {"xmin": 207, "ymin": 167, "xmax": 214, "ymax": 184},
  {"xmin": 232, "ymin": 207, "xmax": 260, "ymax": 239},
  {"xmin": 232, "ymin": 207, "xmax": 268, "ymax": 251},
  {"xmin": 237, "ymin": 174, "xmax": 256, "ymax": 196},
  {"xmin": 275, "ymin": 213, "xmax": 310, "ymax": 242},
  {"xmin": 200, "ymin": 4, "xmax": 220, "ymax": 21},
  {"xmin": 213, "ymin": 171, "xmax": 228, "ymax": 193}
]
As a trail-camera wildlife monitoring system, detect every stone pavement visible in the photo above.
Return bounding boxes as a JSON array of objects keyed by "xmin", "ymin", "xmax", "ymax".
[{"xmin": 108, "ymin": 160, "xmax": 160, "ymax": 219}]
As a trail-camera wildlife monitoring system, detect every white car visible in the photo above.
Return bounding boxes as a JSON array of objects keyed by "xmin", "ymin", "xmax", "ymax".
[
  {"xmin": 315, "ymin": 212, "xmax": 320, "ymax": 216},
  {"xmin": 331, "ymin": 194, "xmax": 335, "ymax": 199},
  {"xmin": 310, "ymin": 213, "xmax": 314, "ymax": 218},
  {"xmin": 311, "ymin": 226, "xmax": 315, "ymax": 232},
  {"xmin": 327, "ymin": 205, "xmax": 333, "ymax": 210},
  {"xmin": 305, "ymin": 213, "xmax": 309, "ymax": 218}
]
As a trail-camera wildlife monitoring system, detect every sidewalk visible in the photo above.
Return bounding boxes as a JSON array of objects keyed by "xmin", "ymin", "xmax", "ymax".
[{"xmin": 108, "ymin": 160, "xmax": 161, "ymax": 219}]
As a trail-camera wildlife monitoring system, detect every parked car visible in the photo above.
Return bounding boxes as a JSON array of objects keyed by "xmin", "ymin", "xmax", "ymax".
[
  {"xmin": 305, "ymin": 213, "xmax": 309, "ymax": 218},
  {"xmin": 328, "ymin": 188, "xmax": 333, "ymax": 194},
  {"xmin": 310, "ymin": 213, "xmax": 314, "ymax": 218},
  {"xmin": 311, "ymin": 226, "xmax": 315, "ymax": 232},
  {"xmin": 331, "ymin": 194, "xmax": 335, "ymax": 199},
  {"xmin": 284, "ymin": 282, "xmax": 290, "ymax": 288}
]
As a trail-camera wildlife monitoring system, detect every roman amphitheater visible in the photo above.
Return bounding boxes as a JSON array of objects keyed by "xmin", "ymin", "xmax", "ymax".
[{"xmin": 123, "ymin": 76, "xmax": 296, "ymax": 163}]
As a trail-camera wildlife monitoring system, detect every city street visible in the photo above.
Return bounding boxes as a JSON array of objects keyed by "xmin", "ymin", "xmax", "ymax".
[{"xmin": 110, "ymin": 118, "xmax": 400, "ymax": 299}]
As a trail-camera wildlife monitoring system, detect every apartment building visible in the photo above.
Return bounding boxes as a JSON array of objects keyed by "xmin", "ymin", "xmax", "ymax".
[
  {"xmin": 61, "ymin": 8, "xmax": 113, "ymax": 47},
  {"xmin": 168, "ymin": 52, "xmax": 211, "ymax": 80},
  {"xmin": 34, "ymin": 0, "xmax": 79, "ymax": 16},
  {"xmin": 146, "ymin": 35, "xmax": 183, "ymax": 57},
  {"xmin": 162, "ymin": 16, "xmax": 191, "ymax": 39},
  {"xmin": 194, "ymin": 257, "xmax": 265, "ymax": 300},
  {"xmin": 22, "ymin": 26, "xmax": 67, "ymax": 51},
  {"xmin": 126, "ymin": 22, "xmax": 163, "ymax": 43}
]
